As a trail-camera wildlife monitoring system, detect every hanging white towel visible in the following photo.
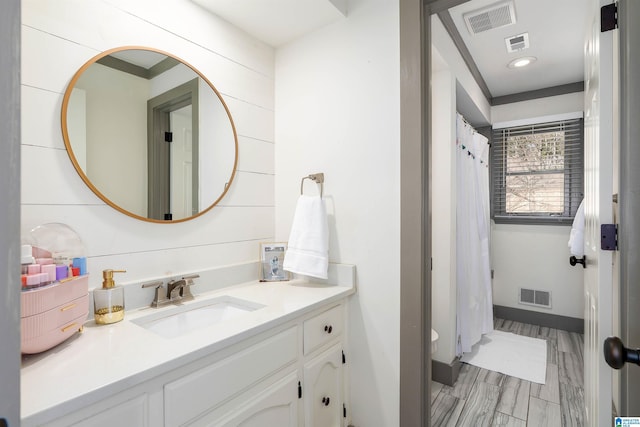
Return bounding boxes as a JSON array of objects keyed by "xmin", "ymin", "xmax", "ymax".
[
  {"xmin": 283, "ymin": 195, "xmax": 329, "ymax": 279},
  {"xmin": 568, "ymin": 199, "xmax": 585, "ymax": 257}
]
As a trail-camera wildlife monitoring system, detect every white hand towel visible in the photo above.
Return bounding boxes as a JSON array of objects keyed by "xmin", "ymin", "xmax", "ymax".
[
  {"xmin": 283, "ymin": 195, "xmax": 329, "ymax": 279},
  {"xmin": 568, "ymin": 199, "xmax": 585, "ymax": 257}
]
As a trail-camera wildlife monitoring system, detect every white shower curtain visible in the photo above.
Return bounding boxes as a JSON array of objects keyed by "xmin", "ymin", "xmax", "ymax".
[{"xmin": 455, "ymin": 114, "xmax": 493, "ymax": 356}]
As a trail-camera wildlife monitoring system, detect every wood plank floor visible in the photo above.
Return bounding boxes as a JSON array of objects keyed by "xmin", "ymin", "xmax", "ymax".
[{"xmin": 431, "ymin": 318, "xmax": 585, "ymax": 426}]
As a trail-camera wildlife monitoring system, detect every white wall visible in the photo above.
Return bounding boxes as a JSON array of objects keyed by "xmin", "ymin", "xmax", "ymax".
[
  {"xmin": 431, "ymin": 15, "xmax": 491, "ymax": 125},
  {"xmin": 198, "ymin": 78, "xmax": 236, "ymax": 209},
  {"xmin": 491, "ymin": 93, "xmax": 585, "ymax": 318},
  {"xmin": 22, "ymin": 0, "xmax": 275, "ymax": 288},
  {"xmin": 431, "ymin": 67, "xmax": 458, "ymax": 364},
  {"xmin": 491, "ymin": 223, "xmax": 584, "ymax": 318},
  {"xmin": 430, "ymin": 17, "xmax": 492, "ymax": 366},
  {"xmin": 274, "ymin": 0, "xmax": 400, "ymax": 424},
  {"xmin": 74, "ymin": 63, "xmax": 149, "ymax": 216},
  {"xmin": 492, "ymin": 92, "xmax": 584, "ymax": 125}
]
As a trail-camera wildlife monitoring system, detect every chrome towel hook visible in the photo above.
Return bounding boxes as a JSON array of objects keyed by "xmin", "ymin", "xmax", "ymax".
[{"xmin": 300, "ymin": 173, "xmax": 324, "ymax": 198}]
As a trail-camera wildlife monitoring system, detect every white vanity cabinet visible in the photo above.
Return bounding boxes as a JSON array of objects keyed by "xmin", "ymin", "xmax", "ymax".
[
  {"xmin": 180, "ymin": 303, "xmax": 348, "ymax": 427},
  {"xmin": 23, "ymin": 290, "xmax": 352, "ymax": 427}
]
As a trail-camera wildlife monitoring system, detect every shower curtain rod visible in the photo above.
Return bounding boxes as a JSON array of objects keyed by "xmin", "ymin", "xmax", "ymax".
[{"xmin": 457, "ymin": 112, "xmax": 491, "ymax": 146}]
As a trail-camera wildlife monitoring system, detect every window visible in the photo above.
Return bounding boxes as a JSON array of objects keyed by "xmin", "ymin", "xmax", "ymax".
[{"xmin": 491, "ymin": 118, "xmax": 583, "ymax": 224}]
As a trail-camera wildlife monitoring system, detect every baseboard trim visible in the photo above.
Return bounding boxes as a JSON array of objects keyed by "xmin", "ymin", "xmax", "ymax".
[
  {"xmin": 432, "ymin": 358, "xmax": 462, "ymax": 386},
  {"xmin": 494, "ymin": 305, "xmax": 584, "ymax": 334}
]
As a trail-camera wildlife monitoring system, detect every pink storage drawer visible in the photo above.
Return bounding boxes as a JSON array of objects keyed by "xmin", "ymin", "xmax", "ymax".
[
  {"xmin": 22, "ymin": 275, "xmax": 88, "ymax": 317},
  {"xmin": 21, "ymin": 275, "xmax": 89, "ymax": 354}
]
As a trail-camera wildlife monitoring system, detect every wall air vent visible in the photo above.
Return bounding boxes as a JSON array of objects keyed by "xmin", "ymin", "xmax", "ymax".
[
  {"xmin": 463, "ymin": 0, "xmax": 516, "ymax": 35},
  {"xmin": 505, "ymin": 32, "xmax": 530, "ymax": 53},
  {"xmin": 519, "ymin": 288, "xmax": 551, "ymax": 309}
]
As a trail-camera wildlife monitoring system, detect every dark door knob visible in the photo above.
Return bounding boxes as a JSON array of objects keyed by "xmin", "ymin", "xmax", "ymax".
[
  {"xmin": 569, "ymin": 255, "xmax": 586, "ymax": 268},
  {"xmin": 604, "ymin": 336, "xmax": 640, "ymax": 369}
]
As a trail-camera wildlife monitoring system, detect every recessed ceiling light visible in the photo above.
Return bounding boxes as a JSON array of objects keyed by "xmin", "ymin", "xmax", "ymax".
[{"xmin": 508, "ymin": 56, "xmax": 537, "ymax": 69}]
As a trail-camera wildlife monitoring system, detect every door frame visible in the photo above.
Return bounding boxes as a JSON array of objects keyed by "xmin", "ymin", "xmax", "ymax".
[
  {"xmin": 147, "ymin": 78, "xmax": 199, "ymax": 221},
  {"xmin": 399, "ymin": 0, "xmax": 431, "ymax": 423},
  {"xmin": 0, "ymin": 0, "xmax": 22, "ymax": 424},
  {"xmin": 400, "ymin": 1, "xmax": 471, "ymax": 424},
  {"xmin": 618, "ymin": 0, "xmax": 640, "ymax": 414}
]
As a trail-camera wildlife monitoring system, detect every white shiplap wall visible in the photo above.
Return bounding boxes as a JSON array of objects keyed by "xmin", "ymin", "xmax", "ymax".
[{"xmin": 21, "ymin": 0, "xmax": 275, "ymax": 288}]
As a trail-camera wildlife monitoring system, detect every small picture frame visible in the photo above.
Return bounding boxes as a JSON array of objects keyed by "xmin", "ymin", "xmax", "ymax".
[{"xmin": 259, "ymin": 242, "xmax": 290, "ymax": 281}]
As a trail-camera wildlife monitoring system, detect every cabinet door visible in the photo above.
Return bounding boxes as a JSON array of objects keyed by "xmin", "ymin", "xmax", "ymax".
[
  {"xmin": 208, "ymin": 372, "xmax": 299, "ymax": 427},
  {"xmin": 303, "ymin": 344, "xmax": 343, "ymax": 427},
  {"xmin": 43, "ymin": 393, "xmax": 157, "ymax": 427},
  {"xmin": 165, "ymin": 327, "xmax": 297, "ymax": 426}
]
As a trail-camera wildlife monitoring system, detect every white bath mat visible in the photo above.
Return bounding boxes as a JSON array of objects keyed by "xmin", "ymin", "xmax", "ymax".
[{"xmin": 460, "ymin": 330, "xmax": 547, "ymax": 384}]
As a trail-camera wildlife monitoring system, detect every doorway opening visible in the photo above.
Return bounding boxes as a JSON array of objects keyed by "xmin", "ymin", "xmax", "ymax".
[
  {"xmin": 426, "ymin": 0, "xmax": 613, "ymax": 425},
  {"xmin": 147, "ymin": 78, "xmax": 200, "ymax": 221}
]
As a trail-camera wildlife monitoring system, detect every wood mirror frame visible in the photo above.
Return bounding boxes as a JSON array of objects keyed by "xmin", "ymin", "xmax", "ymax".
[{"xmin": 61, "ymin": 46, "xmax": 238, "ymax": 223}]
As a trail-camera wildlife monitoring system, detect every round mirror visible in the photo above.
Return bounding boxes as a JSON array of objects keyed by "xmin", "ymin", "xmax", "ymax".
[{"xmin": 61, "ymin": 46, "xmax": 238, "ymax": 223}]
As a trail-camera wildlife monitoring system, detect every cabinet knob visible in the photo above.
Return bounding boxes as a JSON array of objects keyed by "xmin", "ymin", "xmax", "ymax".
[
  {"xmin": 322, "ymin": 396, "xmax": 331, "ymax": 406},
  {"xmin": 324, "ymin": 325, "xmax": 333, "ymax": 334}
]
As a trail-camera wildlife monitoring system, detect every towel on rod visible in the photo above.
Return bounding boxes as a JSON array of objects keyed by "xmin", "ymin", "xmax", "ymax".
[
  {"xmin": 568, "ymin": 199, "xmax": 585, "ymax": 257},
  {"xmin": 283, "ymin": 195, "xmax": 329, "ymax": 279}
]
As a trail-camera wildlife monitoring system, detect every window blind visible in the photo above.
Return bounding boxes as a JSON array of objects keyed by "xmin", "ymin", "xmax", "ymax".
[{"xmin": 490, "ymin": 118, "xmax": 584, "ymax": 224}]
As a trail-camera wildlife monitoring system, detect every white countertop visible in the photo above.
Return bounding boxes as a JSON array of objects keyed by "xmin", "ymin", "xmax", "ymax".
[{"xmin": 21, "ymin": 275, "xmax": 355, "ymax": 424}]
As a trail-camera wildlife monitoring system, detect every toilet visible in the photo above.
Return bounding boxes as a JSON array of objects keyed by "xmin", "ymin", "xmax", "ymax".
[{"xmin": 431, "ymin": 329, "xmax": 439, "ymax": 353}]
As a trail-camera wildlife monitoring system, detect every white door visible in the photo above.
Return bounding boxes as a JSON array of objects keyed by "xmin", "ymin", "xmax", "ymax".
[
  {"xmin": 608, "ymin": 0, "xmax": 640, "ymax": 414},
  {"xmin": 303, "ymin": 344, "xmax": 343, "ymax": 427},
  {"xmin": 583, "ymin": 0, "xmax": 616, "ymax": 424},
  {"xmin": 170, "ymin": 105, "xmax": 194, "ymax": 219}
]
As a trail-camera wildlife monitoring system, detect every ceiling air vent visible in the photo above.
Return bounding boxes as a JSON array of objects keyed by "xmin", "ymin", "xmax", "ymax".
[
  {"xmin": 463, "ymin": 0, "xmax": 516, "ymax": 35},
  {"xmin": 505, "ymin": 32, "xmax": 530, "ymax": 53}
]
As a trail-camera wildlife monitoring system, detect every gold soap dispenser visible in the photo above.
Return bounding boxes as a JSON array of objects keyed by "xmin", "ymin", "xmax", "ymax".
[{"xmin": 94, "ymin": 269, "xmax": 126, "ymax": 324}]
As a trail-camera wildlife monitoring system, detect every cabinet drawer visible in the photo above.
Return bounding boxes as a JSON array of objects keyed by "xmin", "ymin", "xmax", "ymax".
[
  {"xmin": 303, "ymin": 305, "xmax": 343, "ymax": 355},
  {"xmin": 165, "ymin": 327, "xmax": 298, "ymax": 426},
  {"xmin": 21, "ymin": 275, "xmax": 88, "ymax": 317},
  {"xmin": 21, "ymin": 294, "xmax": 89, "ymax": 354}
]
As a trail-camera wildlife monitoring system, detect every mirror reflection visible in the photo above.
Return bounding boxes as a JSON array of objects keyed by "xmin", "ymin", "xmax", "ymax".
[{"xmin": 62, "ymin": 47, "xmax": 238, "ymax": 222}]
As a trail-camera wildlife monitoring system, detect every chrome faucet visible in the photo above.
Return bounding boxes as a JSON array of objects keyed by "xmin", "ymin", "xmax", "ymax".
[
  {"xmin": 142, "ymin": 274, "xmax": 200, "ymax": 307},
  {"xmin": 167, "ymin": 279, "xmax": 187, "ymax": 300},
  {"xmin": 179, "ymin": 274, "xmax": 199, "ymax": 302},
  {"xmin": 141, "ymin": 280, "xmax": 171, "ymax": 307}
]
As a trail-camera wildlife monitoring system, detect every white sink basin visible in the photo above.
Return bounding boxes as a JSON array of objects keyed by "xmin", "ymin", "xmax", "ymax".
[{"xmin": 131, "ymin": 296, "xmax": 265, "ymax": 338}]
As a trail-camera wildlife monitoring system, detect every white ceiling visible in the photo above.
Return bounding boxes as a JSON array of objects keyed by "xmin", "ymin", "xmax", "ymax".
[
  {"xmin": 191, "ymin": 0, "xmax": 347, "ymax": 47},
  {"xmin": 191, "ymin": 0, "xmax": 589, "ymax": 99},
  {"xmin": 448, "ymin": 0, "xmax": 591, "ymax": 98}
]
